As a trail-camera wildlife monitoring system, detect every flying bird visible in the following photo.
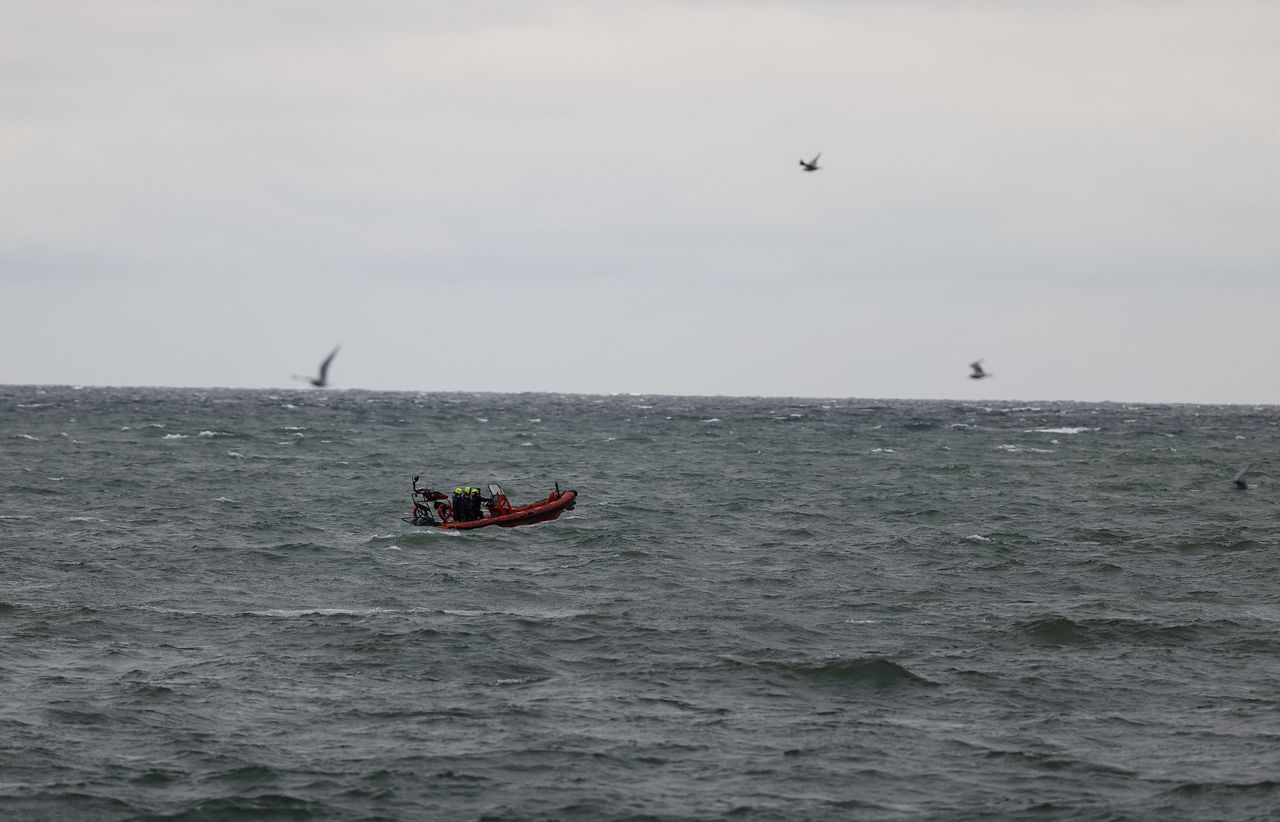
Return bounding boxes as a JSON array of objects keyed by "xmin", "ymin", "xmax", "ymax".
[
  {"xmin": 1233, "ymin": 466, "xmax": 1249, "ymax": 490},
  {"xmin": 969, "ymin": 359, "xmax": 992, "ymax": 380},
  {"xmin": 293, "ymin": 345, "xmax": 340, "ymax": 388},
  {"xmin": 799, "ymin": 152, "xmax": 821, "ymax": 172}
]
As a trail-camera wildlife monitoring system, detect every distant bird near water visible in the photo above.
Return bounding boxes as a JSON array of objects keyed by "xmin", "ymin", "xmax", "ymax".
[
  {"xmin": 799, "ymin": 152, "xmax": 821, "ymax": 172},
  {"xmin": 1233, "ymin": 466, "xmax": 1249, "ymax": 490},
  {"xmin": 969, "ymin": 359, "xmax": 991, "ymax": 380},
  {"xmin": 293, "ymin": 345, "xmax": 340, "ymax": 388}
]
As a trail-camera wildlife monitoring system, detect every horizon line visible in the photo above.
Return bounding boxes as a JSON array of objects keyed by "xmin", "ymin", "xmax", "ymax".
[{"xmin": 3, "ymin": 382, "xmax": 1276, "ymax": 409}]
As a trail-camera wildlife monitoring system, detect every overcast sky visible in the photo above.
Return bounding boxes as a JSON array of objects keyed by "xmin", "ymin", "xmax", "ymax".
[{"xmin": 2, "ymin": 1, "xmax": 1277, "ymax": 402}]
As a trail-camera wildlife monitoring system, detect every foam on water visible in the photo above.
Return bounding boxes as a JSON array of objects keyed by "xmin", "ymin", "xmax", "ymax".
[{"xmin": 1032, "ymin": 426, "xmax": 1100, "ymax": 434}]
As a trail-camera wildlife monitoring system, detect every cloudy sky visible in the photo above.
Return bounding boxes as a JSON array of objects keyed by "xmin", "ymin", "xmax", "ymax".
[{"xmin": 2, "ymin": 1, "xmax": 1277, "ymax": 402}]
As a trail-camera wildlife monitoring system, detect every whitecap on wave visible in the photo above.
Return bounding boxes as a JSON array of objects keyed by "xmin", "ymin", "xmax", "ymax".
[
  {"xmin": 247, "ymin": 607, "xmax": 386, "ymax": 618},
  {"xmin": 1030, "ymin": 427, "xmax": 1098, "ymax": 434},
  {"xmin": 162, "ymin": 433, "xmax": 188, "ymax": 439}
]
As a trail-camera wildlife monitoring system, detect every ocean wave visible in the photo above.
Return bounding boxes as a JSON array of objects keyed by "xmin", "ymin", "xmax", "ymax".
[
  {"xmin": 1015, "ymin": 615, "xmax": 1223, "ymax": 647},
  {"xmin": 1172, "ymin": 540, "xmax": 1262, "ymax": 554},
  {"xmin": 1169, "ymin": 779, "xmax": 1280, "ymax": 794},
  {"xmin": 779, "ymin": 657, "xmax": 935, "ymax": 688},
  {"xmin": 1029, "ymin": 427, "xmax": 1099, "ymax": 434},
  {"xmin": 240, "ymin": 608, "xmax": 389, "ymax": 618},
  {"xmin": 998, "ymin": 444, "xmax": 1055, "ymax": 453},
  {"xmin": 155, "ymin": 795, "xmax": 322, "ymax": 819}
]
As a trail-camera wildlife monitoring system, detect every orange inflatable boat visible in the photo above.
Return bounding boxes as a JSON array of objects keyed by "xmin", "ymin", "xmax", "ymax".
[{"xmin": 402, "ymin": 480, "xmax": 577, "ymax": 530}]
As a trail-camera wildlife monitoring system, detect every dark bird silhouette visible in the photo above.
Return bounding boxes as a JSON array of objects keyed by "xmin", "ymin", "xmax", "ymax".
[
  {"xmin": 969, "ymin": 359, "xmax": 992, "ymax": 380},
  {"xmin": 293, "ymin": 345, "xmax": 340, "ymax": 388},
  {"xmin": 799, "ymin": 152, "xmax": 821, "ymax": 172},
  {"xmin": 1233, "ymin": 466, "xmax": 1249, "ymax": 490}
]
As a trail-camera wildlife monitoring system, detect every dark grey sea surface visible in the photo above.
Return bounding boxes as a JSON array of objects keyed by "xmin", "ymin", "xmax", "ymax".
[{"xmin": 2, "ymin": 386, "xmax": 1278, "ymax": 821}]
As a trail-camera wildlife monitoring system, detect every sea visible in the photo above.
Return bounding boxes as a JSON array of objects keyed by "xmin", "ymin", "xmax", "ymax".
[{"xmin": 2, "ymin": 385, "xmax": 1277, "ymax": 821}]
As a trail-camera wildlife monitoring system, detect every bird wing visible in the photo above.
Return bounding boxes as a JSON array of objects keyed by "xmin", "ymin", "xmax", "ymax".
[
  {"xmin": 811, "ymin": 152, "xmax": 821, "ymax": 164},
  {"xmin": 318, "ymin": 345, "xmax": 341, "ymax": 380},
  {"xmin": 1234, "ymin": 466, "xmax": 1249, "ymax": 482},
  {"xmin": 970, "ymin": 359, "xmax": 984, "ymax": 374}
]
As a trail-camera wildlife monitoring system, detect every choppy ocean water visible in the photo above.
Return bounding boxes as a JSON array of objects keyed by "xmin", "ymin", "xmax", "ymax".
[{"xmin": 2, "ymin": 385, "xmax": 1278, "ymax": 821}]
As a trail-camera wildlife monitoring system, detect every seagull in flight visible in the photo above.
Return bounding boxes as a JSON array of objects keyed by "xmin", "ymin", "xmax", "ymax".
[
  {"xmin": 293, "ymin": 345, "xmax": 340, "ymax": 388},
  {"xmin": 1233, "ymin": 466, "xmax": 1249, "ymax": 490},
  {"xmin": 969, "ymin": 359, "xmax": 992, "ymax": 380},
  {"xmin": 799, "ymin": 152, "xmax": 821, "ymax": 172}
]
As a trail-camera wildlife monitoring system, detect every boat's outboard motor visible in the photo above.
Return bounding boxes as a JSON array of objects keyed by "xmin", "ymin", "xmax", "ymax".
[{"xmin": 408, "ymin": 475, "xmax": 438, "ymax": 526}]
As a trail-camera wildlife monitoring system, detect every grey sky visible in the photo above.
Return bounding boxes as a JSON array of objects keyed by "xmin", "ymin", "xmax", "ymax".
[{"xmin": 3, "ymin": 1, "xmax": 1277, "ymax": 402}]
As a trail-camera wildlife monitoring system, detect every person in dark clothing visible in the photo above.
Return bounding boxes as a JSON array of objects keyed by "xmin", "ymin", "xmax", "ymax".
[
  {"xmin": 451, "ymin": 487, "xmax": 466, "ymax": 521},
  {"xmin": 470, "ymin": 487, "xmax": 489, "ymax": 519}
]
